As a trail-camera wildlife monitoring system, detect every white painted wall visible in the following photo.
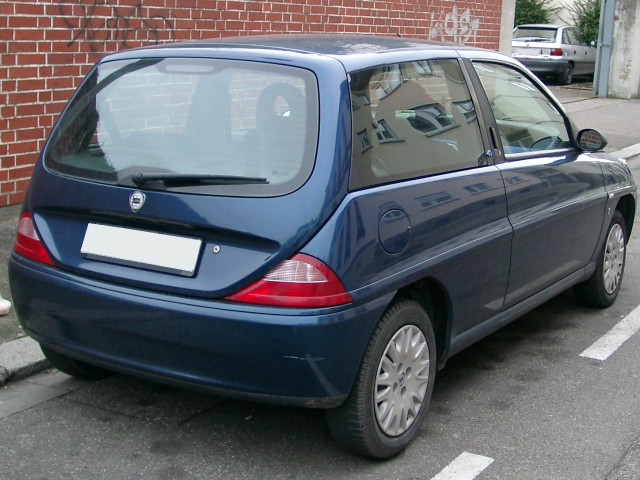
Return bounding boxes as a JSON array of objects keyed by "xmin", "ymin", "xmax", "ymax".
[{"xmin": 547, "ymin": 0, "xmax": 579, "ymax": 25}]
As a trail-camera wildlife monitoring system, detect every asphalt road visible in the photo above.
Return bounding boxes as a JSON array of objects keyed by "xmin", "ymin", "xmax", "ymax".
[{"xmin": 1, "ymin": 80, "xmax": 640, "ymax": 479}]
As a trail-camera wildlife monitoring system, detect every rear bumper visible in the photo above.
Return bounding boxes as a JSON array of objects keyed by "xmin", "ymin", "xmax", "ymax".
[
  {"xmin": 9, "ymin": 254, "xmax": 391, "ymax": 408},
  {"xmin": 513, "ymin": 57, "xmax": 566, "ymax": 75}
]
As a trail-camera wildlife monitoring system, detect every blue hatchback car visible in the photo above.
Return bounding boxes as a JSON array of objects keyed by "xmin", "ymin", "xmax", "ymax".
[{"xmin": 9, "ymin": 35, "xmax": 636, "ymax": 458}]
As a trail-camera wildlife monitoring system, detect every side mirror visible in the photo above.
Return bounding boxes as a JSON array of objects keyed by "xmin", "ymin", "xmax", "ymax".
[{"xmin": 577, "ymin": 129, "xmax": 608, "ymax": 152}]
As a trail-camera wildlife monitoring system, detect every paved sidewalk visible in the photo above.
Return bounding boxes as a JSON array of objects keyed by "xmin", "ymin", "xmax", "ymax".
[{"xmin": 1, "ymin": 85, "xmax": 639, "ymax": 385}]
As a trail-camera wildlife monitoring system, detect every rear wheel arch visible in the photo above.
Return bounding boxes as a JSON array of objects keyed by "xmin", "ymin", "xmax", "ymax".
[{"xmin": 396, "ymin": 278, "xmax": 450, "ymax": 365}]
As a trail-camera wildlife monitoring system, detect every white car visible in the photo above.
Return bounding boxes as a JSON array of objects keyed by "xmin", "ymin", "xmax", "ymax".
[{"xmin": 512, "ymin": 24, "xmax": 596, "ymax": 84}]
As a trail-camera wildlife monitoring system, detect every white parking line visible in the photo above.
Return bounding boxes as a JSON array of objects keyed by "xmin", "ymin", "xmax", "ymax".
[
  {"xmin": 580, "ymin": 305, "xmax": 640, "ymax": 361},
  {"xmin": 431, "ymin": 452, "xmax": 494, "ymax": 480}
]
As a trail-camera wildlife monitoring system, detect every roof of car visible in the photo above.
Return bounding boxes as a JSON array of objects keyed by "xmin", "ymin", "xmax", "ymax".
[
  {"xmin": 188, "ymin": 34, "xmax": 462, "ymax": 54},
  {"xmin": 515, "ymin": 24, "xmax": 567, "ymax": 29},
  {"xmin": 103, "ymin": 34, "xmax": 505, "ymax": 72}
]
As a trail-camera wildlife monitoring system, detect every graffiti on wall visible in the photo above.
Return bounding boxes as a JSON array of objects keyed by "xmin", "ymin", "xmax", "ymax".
[
  {"xmin": 59, "ymin": 1, "xmax": 175, "ymax": 51},
  {"xmin": 428, "ymin": 6, "xmax": 479, "ymax": 44}
]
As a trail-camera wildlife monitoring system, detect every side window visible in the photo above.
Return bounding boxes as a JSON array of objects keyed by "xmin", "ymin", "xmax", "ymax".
[
  {"xmin": 349, "ymin": 59, "xmax": 485, "ymax": 190},
  {"xmin": 472, "ymin": 62, "xmax": 571, "ymax": 155},
  {"xmin": 564, "ymin": 29, "xmax": 578, "ymax": 45}
]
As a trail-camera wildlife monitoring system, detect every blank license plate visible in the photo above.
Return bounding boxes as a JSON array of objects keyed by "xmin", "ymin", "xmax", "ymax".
[
  {"xmin": 81, "ymin": 224, "xmax": 202, "ymax": 276},
  {"xmin": 513, "ymin": 47, "xmax": 550, "ymax": 56}
]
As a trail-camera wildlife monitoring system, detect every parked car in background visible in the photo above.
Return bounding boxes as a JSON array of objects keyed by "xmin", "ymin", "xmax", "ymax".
[
  {"xmin": 512, "ymin": 24, "xmax": 597, "ymax": 84},
  {"xmin": 10, "ymin": 35, "xmax": 635, "ymax": 459}
]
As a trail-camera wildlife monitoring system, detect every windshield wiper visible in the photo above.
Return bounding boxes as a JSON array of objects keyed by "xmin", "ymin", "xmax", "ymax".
[{"xmin": 131, "ymin": 173, "xmax": 269, "ymax": 187}]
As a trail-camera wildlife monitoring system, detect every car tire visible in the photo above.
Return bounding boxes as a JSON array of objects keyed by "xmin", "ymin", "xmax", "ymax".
[
  {"xmin": 41, "ymin": 345, "xmax": 112, "ymax": 380},
  {"xmin": 325, "ymin": 299, "xmax": 436, "ymax": 459},
  {"xmin": 575, "ymin": 210, "xmax": 627, "ymax": 308},
  {"xmin": 558, "ymin": 63, "xmax": 573, "ymax": 85}
]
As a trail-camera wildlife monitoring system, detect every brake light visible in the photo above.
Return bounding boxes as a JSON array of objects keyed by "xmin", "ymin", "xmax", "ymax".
[
  {"xmin": 14, "ymin": 213, "xmax": 55, "ymax": 266},
  {"xmin": 550, "ymin": 48, "xmax": 563, "ymax": 56},
  {"xmin": 225, "ymin": 254, "xmax": 352, "ymax": 307}
]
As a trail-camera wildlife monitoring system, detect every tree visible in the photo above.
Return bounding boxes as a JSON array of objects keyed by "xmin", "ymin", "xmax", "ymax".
[
  {"xmin": 514, "ymin": 0, "xmax": 560, "ymax": 26},
  {"xmin": 567, "ymin": 0, "xmax": 601, "ymax": 44}
]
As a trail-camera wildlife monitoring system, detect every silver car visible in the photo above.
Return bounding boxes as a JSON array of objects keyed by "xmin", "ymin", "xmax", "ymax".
[{"xmin": 512, "ymin": 24, "xmax": 596, "ymax": 84}]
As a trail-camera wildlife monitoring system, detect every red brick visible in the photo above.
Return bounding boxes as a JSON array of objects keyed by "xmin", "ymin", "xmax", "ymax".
[
  {"xmin": 8, "ymin": 191, "xmax": 27, "ymax": 205},
  {"xmin": 9, "ymin": 15, "xmax": 39, "ymax": 29},
  {"xmin": 46, "ymin": 29, "xmax": 73, "ymax": 42},
  {"xmin": 16, "ymin": 153, "xmax": 39, "ymax": 166},
  {"xmin": 16, "ymin": 53, "xmax": 47, "ymax": 65},
  {"xmin": 10, "ymin": 164, "xmax": 36, "ymax": 179},
  {"xmin": 1, "ymin": 182, "xmax": 15, "ymax": 194},
  {"xmin": 14, "ymin": 2, "xmax": 45, "ymax": 16},
  {"xmin": 3, "ymin": 79, "xmax": 16, "ymax": 92},
  {"xmin": 1, "ymin": 156, "xmax": 15, "ymax": 169},
  {"xmin": 15, "ymin": 29, "xmax": 43, "ymax": 41},
  {"xmin": 9, "ymin": 91, "xmax": 38, "ymax": 105},
  {"xmin": 1, "ymin": 130, "xmax": 15, "ymax": 143},
  {"xmin": 17, "ymin": 78, "xmax": 46, "ymax": 91},
  {"xmin": 16, "ymin": 127, "xmax": 45, "ymax": 142}
]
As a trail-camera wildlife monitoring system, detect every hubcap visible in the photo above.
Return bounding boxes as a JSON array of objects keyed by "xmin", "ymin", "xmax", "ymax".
[
  {"xmin": 374, "ymin": 325, "xmax": 430, "ymax": 437},
  {"xmin": 603, "ymin": 223, "xmax": 625, "ymax": 295}
]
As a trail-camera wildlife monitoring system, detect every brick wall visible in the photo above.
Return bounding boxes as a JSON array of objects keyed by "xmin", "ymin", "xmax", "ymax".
[{"xmin": 0, "ymin": 0, "xmax": 504, "ymax": 206}]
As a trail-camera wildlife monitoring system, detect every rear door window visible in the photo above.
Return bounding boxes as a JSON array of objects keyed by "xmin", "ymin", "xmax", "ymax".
[
  {"xmin": 45, "ymin": 58, "xmax": 319, "ymax": 197},
  {"xmin": 348, "ymin": 59, "xmax": 486, "ymax": 189},
  {"xmin": 564, "ymin": 28, "xmax": 580, "ymax": 45}
]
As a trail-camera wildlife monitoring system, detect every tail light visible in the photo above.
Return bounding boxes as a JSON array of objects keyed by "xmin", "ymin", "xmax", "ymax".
[
  {"xmin": 225, "ymin": 254, "xmax": 352, "ymax": 308},
  {"xmin": 550, "ymin": 48, "xmax": 563, "ymax": 56},
  {"xmin": 14, "ymin": 212, "xmax": 55, "ymax": 266}
]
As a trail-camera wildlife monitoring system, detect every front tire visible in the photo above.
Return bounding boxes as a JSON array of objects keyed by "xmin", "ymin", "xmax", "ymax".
[
  {"xmin": 41, "ymin": 345, "xmax": 112, "ymax": 380},
  {"xmin": 326, "ymin": 300, "xmax": 436, "ymax": 459},
  {"xmin": 575, "ymin": 210, "xmax": 627, "ymax": 308}
]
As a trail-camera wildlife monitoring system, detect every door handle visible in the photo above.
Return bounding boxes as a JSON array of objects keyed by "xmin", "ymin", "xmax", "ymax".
[{"xmin": 489, "ymin": 126, "xmax": 500, "ymax": 149}]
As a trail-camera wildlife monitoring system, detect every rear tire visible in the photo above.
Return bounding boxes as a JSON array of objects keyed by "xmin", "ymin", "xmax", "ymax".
[
  {"xmin": 558, "ymin": 63, "xmax": 573, "ymax": 85},
  {"xmin": 41, "ymin": 345, "xmax": 112, "ymax": 380},
  {"xmin": 326, "ymin": 300, "xmax": 436, "ymax": 459},
  {"xmin": 575, "ymin": 210, "xmax": 627, "ymax": 308}
]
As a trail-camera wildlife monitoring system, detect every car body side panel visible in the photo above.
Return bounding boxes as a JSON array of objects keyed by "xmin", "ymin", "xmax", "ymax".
[
  {"xmin": 303, "ymin": 166, "xmax": 513, "ymax": 338},
  {"xmin": 498, "ymin": 153, "xmax": 607, "ymax": 307}
]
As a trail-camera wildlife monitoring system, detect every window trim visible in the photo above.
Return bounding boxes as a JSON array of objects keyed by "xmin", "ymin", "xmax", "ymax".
[
  {"xmin": 468, "ymin": 60, "xmax": 578, "ymax": 164},
  {"xmin": 348, "ymin": 58, "xmax": 488, "ymax": 191}
]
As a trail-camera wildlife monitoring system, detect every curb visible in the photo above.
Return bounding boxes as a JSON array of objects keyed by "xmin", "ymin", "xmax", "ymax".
[
  {"xmin": 1, "ymin": 143, "xmax": 639, "ymax": 386},
  {"xmin": 0, "ymin": 336, "xmax": 50, "ymax": 386},
  {"xmin": 611, "ymin": 144, "xmax": 640, "ymax": 161}
]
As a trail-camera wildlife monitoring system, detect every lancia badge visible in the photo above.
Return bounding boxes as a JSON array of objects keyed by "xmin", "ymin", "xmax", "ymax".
[{"xmin": 129, "ymin": 191, "xmax": 146, "ymax": 212}]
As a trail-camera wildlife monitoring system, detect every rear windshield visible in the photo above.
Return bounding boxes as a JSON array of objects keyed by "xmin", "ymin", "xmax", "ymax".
[
  {"xmin": 513, "ymin": 27, "xmax": 558, "ymax": 42},
  {"xmin": 45, "ymin": 57, "xmax": 319, "ymax": 197}
]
